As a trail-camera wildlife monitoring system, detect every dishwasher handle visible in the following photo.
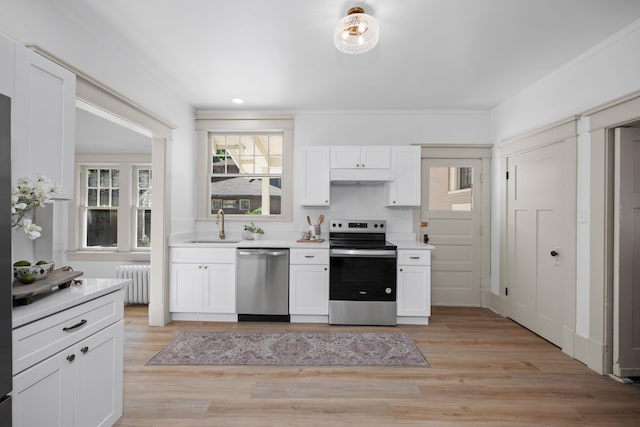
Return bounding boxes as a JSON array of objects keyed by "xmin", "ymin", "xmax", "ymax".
[{"xmin": 237, "ymin": 249, "xmax": 288, "ymax": 257}]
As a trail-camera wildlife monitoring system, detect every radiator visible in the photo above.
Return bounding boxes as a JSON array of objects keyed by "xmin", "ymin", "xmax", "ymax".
[{"xmin": 116, "ymin": 264, "xmax": 150, "ymax": 304}]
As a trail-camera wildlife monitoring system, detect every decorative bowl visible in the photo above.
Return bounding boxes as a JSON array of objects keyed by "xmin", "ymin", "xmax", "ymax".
[{"xmin": 13, "ymin": 262, "xmax": 56, "ymax": 282}]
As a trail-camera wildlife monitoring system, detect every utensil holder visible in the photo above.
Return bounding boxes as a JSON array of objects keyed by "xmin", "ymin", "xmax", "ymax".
[{"xmin": 310, "ymin": 225, "xmax": 321, "ymax": 238}]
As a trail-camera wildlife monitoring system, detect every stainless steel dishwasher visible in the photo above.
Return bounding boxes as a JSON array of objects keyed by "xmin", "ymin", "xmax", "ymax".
[{"xmin": 236, "ymin": 248, "xmax": 290, "ymax": 322}]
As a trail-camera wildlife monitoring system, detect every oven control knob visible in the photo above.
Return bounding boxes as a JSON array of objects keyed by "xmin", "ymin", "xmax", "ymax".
[
  {"xmin": 374, "ymin": 224, "xmax": 378, "ymax": 228},
  {"xmin": 385, "ymin": 288, "xmax": 392, "ymax": 294},
  {"xmin": 380, "ymin": 223, "xmax": 384, "ymax": 228}
]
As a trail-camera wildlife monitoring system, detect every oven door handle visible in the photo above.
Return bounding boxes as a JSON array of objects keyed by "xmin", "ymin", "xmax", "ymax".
[{"xmin": 330, "ymin": 249, "xmax": 396, "ymax": 258}]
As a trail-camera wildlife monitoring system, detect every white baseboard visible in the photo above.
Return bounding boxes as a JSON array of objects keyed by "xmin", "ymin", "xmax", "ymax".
[
  {"xmin": 397, "ymin": 316, "xmax": 429, "ymax": 325},
  {"xmin": 290, "ymin": 315, "xmax": 329, "ymax": 323},
  {"xmin": 171, "ymin": 312, "xmax": 238, "ymax": 322}
]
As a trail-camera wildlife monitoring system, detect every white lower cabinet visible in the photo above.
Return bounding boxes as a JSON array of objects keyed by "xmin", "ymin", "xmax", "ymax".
[
  {"xmin": 12, "ymin": 290, "xmax": 124, "ymax": 427},
  {"xmin": 170, "ymin": 247, "xmax": 236, "ymax": 319},
  {"xmin": 397, "ymin": 249, "xmax": 431, "ymax": 324},
  {"xmin": 289, "ymin": 248, "xmax": 329, "ymax": 322}
]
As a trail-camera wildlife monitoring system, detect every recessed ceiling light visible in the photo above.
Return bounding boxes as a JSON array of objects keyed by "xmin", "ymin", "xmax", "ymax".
[{"xmin": 232, "ymin": 98, "xmax": 244, "ymax": 104}]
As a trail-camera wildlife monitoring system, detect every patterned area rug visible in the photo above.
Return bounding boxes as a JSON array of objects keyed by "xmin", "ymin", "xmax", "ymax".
[{"xmin": 147, "ymin": 331, "xmax": 429, "ymax": 367}]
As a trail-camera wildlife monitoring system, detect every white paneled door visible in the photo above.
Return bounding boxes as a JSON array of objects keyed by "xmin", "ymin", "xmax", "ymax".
[
  {"xmin": 421, "ymin": 158, "xmax": 482, "ymax": 306},
  {"xmin": 614, "ymin": 127, "xmax": 640, "ymax": 377},
  {"xmin": 505, "ymin": 141, "xmax": 574, "ymax": 348}
]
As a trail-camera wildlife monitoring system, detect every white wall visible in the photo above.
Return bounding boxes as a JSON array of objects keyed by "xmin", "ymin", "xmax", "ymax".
[
  {"xmin": 0, "ymin": 0, "xmax": 197, "ymax": 238},
  {"xmin": 194, "ymin": 110, "xmax": 492, "ymax": 239},
  {"xmin": 490, "ymin": 19, "xmax": 640, "ymax": 342}
]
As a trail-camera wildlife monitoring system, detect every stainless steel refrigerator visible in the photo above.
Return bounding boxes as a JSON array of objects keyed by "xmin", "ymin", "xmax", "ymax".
[{"xmin": 0, "ymin": 93, "xmax": 13, "ymax": 425}]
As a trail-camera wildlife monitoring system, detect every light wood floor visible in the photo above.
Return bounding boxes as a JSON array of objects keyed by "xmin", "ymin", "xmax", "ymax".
[{"xmin": 115, "ymin": 306, "xmax": 640, "ymax": 427}]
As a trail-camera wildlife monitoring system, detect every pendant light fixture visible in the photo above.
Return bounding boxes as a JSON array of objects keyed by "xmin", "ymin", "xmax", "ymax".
[{"xmin": 334, "ymin": 6, "xmax": 380, "ymax": 54}]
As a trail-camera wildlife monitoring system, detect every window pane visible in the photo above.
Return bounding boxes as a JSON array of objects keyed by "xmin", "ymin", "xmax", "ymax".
[
  {"xmin": 210, "ymin": 176, "xmax": 282, "ymax": 215},
  {"xmin": 100, "ymin": 169, "xmax": 110, "ymax": 187},
  {"xmin": 87, "ymin": 169, "xmax": 98, "ymax": 187},
  {"xmin": 87, "ymin": 189, "xmax": 97, "ymax": 207},
  {"xmin": 86, "ymin": 209, "xmax": 117, "ymax": 247},
  {"xmin": 138, "ymin": 170, "xmax": 150, "ymax": 189},
  {"xmin": 112, "ymin": 189, "xmax": 119, "ymax": 207},
  {"xmin": 208, "ymin": 132, "xmax": 284, "ymax": 217},
  {"xmin": 429, "ymin": 166, "xmax": 472, "ymax": 211},
  {"xmin": 136, "ymin": 169, "xmax": 152, "ymax": 208},
  {"xmin": 99, "ymin": 189, "xmax": 110, "ymax": 207},
  {"xmin": 138, "ymin": 190, "xmax": 150, "ymax": 207},
  {"xmin": 111, "ymin": 169, "xmax": 120, "ymax": 187},
  {"xmin": 136, "ymin": 209, "xmax": 151, "ymax": 248},
  {"xmin": 269, "ymin": 155, "xmax": 283, "ymax": 174}
]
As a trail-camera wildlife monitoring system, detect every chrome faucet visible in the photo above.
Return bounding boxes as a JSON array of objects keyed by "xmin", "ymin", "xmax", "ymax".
[{"xmin": 216, "ymin": 209, "xmax": 225, "ymax": 240}]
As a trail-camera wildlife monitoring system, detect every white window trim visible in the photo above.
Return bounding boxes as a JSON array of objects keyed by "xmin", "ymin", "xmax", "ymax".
[
  {"xmin": 195, "ymin": 116, "xmax": 293, "ymax": 221},
  {"xmin": 67, "ymin": 153, "xmax": 152, "ymax": 261}
]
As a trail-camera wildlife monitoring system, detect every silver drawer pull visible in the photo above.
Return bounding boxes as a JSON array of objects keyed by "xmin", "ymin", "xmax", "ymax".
[
  {"xmin": 63, "ymin": 319, "xmax": 87, "ymax": 332},
  {"xmin": 409, "ymin": 256, "xmax": 420, "ymax": 260},
  {"xmin": 304, "ymin": 255, "xmax": 315, "ymax": 258}
]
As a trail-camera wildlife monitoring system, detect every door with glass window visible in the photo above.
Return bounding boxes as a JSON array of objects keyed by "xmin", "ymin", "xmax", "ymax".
[{"xmin": 421, "ymin": 159, "xmax": 482, "ymax": 306}]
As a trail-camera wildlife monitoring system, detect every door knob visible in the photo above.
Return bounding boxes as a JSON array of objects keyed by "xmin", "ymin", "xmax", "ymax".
[{"xmin": 550, "ymin": 250, "xmax": 559, "ymax": 257}]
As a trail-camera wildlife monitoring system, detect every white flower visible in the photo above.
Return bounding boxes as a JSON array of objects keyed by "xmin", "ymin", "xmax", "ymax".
[
  {"xmin": 11, "ymin": 176, "xmax": 63, "ymax": 240},
  {"xmin": 21, "ymin": 219, "xmax": 42, "ymax": 240}
]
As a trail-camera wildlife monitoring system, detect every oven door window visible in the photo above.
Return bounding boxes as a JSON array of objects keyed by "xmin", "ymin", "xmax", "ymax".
[{"xmin": 330, "ymin": 256, "xmax": 396, "ymax": 301}]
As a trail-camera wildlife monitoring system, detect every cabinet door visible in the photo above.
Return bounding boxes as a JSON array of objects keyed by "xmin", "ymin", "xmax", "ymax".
[
  {"xmin": 360, "ymin": 146, "xmax": 390, "ymax": 169},
  {"xmin": 12, "ymin": 45, "xmax": 75, "ymax": 198},
  {"xmin": 75, "ymin": 321, "xmax": 124, "ymax": 427},
  {"xmin": 330, "ymin": 146, "xmax": 361, "ymax": 169},
  {"xmin": 397, "ymin": 265, "xmax": 431, "ymax": 316},
  {"xmin": 170, "ymin": 263, "xmax": 204, "ymax": 312},
  {"xmin": 386, "ymin": 146, "xmax": 421, "ymax": 206},
  {"xmin": 13, "ymin": 348, "xmax": 74, "ymax": 427},
  {"xmin": 300, "ymin": 146, "xmax": 330, "ymax": 206},
  {"xmin": 203, "ymin": 263, "xmax": 236, "ymax": 313},
  {"xmin": 0, "ymin": 34, "xmax": 14, "ymax": 97},
  {"xmin": 289, "ymin": 264, "xmax": 329, "ymax": 315}
]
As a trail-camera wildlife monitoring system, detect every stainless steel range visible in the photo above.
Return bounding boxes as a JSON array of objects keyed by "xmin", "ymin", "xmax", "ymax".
[{"xmin": 329, "ymin": 219, "xmax": 397, "ymax": 325}]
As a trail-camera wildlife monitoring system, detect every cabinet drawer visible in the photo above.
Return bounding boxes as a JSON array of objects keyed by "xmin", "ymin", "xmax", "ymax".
[
  {"xmin": 290, "ymin": 249, "xmax": 329, "ymax": 265},
  {"xmin": 398, "ymin": 251, "xmax": 431, "ymax": 266},
  {"xmin": 171, "ymin": 247, "xmax": 236, "ymax": 264},
  {"xmin": 13, "ymin": 290, "xmax": 124, "ymax": 375}
]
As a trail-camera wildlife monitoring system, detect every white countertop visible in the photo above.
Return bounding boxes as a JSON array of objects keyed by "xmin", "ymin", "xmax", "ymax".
[
  {"xmin": 171, "ymin": 238, "xmax": 330, "ymax": 249},
  {"xmin": 170, "ymin": 236, "xmax": 432, "ymax": 250},
  {"xmin": 13, "ymin": 278, "xmax": 130, "ymax": 329},
  {"xmin": 389, "ymin": 240, "xmax": 436, "ymax": 250}
]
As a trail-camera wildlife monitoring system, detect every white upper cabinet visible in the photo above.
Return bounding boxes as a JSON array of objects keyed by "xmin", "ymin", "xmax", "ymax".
[
  {"xmin": 300, "ymin": 146, "xmax": 330, "ymax": 206},
  {"xmin": 385, "ymin": 146, "xmax": 421, "ymax": 206},
  {"xmin": 330, "ymin": 146, "xmax": 390, "ymax": 169},
  {"xmin": 0, "ymin": 34, "xmax": 14, "ymax": 97},
  {"xmin": 12, "ymin": 44, "xmax": 75, "ymax": 199}
]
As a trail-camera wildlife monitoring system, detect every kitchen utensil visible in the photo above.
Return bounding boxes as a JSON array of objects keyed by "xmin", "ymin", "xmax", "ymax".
[
  {"xmin": 316, "ymin": 214, "xmax": 325, "ymax": 225},
  {"xmin": 306, "ymin": 215, "xmax": 312, "ymax": 226}
]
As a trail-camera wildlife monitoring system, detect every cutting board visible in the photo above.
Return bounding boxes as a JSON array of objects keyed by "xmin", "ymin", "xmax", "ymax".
[
  {"xmin": 13, "ymin": 268, "xmax": 84, "ymax": 306},
  {"xmin": 296, "ymin": 239, "xmax": 325, "ymax": 243}
]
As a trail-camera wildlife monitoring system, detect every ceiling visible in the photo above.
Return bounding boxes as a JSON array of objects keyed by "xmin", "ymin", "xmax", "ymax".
[{"xmin": 56, "ymin": 0, "xmax": 640, "ymax": 112}]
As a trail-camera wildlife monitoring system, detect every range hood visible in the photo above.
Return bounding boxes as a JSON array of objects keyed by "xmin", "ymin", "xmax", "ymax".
[{"xmin": 330, "ymin": 168, "xmax": 393, "ymax": 183}]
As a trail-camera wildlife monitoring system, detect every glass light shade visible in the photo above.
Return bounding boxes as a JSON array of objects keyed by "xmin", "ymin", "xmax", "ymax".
[{"xmin": 334, "ymin": 8, "xmax": 379, "ymax": 54}]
